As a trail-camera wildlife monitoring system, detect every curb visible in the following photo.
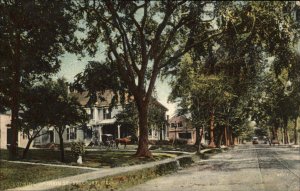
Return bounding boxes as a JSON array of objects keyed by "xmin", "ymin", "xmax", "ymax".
[{"xmin": 5, "ymin": 155, "xmax": 194, "ymax": 191}]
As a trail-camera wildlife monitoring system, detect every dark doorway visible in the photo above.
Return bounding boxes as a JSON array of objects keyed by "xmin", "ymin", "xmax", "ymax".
[
  {"xmin": 6, "ymin": 128, "xmax": 13, "ymax": 145},
  {"xmin": 49, "ymin": 131, "xmax": 54, "ymax": 143}
]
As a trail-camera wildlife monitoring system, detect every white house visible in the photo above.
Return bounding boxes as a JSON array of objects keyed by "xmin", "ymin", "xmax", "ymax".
[{"xmin": 34, "ymin": 90, "xmax": 169, "ymax": 146}]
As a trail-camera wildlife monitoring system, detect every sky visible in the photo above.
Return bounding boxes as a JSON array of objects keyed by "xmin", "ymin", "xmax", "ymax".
[{"xmin": 56, "ymin": 53, "xmax": 177, "ymax": 117}]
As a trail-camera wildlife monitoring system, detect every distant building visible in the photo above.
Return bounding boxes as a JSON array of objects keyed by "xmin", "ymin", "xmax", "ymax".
[
  {"xmin": 0, "ymin": 113, "xmax": 30, "ymax": 149},
  {"xmin": 168, "ymin": 115, "xmax": 196, "ymax": 144}
]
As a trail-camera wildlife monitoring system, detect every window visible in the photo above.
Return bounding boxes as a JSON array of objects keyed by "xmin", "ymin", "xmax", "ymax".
[
  {"xmin": 148, "ymin": 128, "xmax": 152, "ymax": 136},
  {"xmin": 49, "ymin": 131, "xmax": 54, "ymax": 142},
  {"xmin": 70, "ymin": 128, "xmax": 77, "ymax": 140},
  {"xmin": 178, "ymin": 122, "xmax": 183, "ymax": 127},
  {"xmin": 90, "ymin": 108, "xmax": 94, "ymax": 119},
  {"xmin": 67, "ymin": 128, "xmax": 70, "ymax": 140},
  {"xmin": 84, "ymin": 127, "xmax": 93, "ymax": 139},
  {"xmin": 103, "ymin": 108, "xmax": 111, "ymax": 119}
]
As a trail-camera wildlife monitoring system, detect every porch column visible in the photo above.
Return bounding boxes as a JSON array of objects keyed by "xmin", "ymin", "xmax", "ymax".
[
  {"xmin": 99, "ymin": 126, "xmax": 103, "ymax": 142},
  {"xmin": 117, "ymin": 125, "xmax": 121, "ymax": 138},
  {"xmin": 93, "ymin": 106, "xmax": 98, "ymax": 121},
  {"xmin": 151, "ymin": 127, "xmax": 154, "ymax": 139},
  {"xmin": 162, "ymin": 124, "xmax": 165, "ymax": 140}
]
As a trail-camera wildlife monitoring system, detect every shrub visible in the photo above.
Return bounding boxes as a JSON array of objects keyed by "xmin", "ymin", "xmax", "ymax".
[
  {"xmin": 148, "ymin": 140, "xmax": 172, "ymax": 145},
  {"xmin": 169, "ymin": 138, "xmax": 188, "ymax": 145},
  {"xmin": 70, "ymin": 141, "xmax": 85, "ymax": 158}
]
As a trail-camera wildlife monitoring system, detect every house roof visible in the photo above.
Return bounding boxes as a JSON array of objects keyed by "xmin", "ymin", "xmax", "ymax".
[
  {"xmin": 150, "ymin": 98, "xmax": 168, "ymax": 111},
  {"xmin": 168, "ymin": 115, "xmax": 189, "ymax": 123},
  {"xmin": 70, "ymin": 90, "xmax": 168, "ymax": 111},
  {"xmin": 69, "ymin": 90, "xmax": 127, "ymax": 107}
]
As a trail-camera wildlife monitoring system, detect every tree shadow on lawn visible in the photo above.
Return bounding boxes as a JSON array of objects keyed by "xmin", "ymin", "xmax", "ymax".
[
  {"xmin": 0, "ymin": 149, "xmax": 173, "ymax": 168},
  {"xmin": 0, "ymin": 161, "xmax": 90, "ymax": 190}
]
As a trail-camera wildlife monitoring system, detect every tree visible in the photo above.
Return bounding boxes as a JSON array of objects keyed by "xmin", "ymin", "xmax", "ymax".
[
  {"xmin": 75, "ymin": 1, "xmax": 222, "ymax": 157},
  {"xmin": 19, "ymin": 80, "xmax": 54, "ymax": 158},
  {"xmin": 0, "ymin": 0, "xmax": 78, "ymax": 159},
  {"xmin": 115, "ymin": 98, "xmax": 167, "ymax": 143},
  {"xmin": 169, "ymin": 1, "xmax": 300, "ymax": 149},
  {"xmin": 115, "ymin": 102, "xmax": 139, "ymax": 142},
  {"xmin": 288, "ymin": 53, "xmax": 300, "ymax": 144},
  {"xmin": 169, "ymin": 54, "xmax": 234, "ymax": 150},
  {"xmin": 49, "ymin": 79, "xmax": 88, "ymax": 162}
]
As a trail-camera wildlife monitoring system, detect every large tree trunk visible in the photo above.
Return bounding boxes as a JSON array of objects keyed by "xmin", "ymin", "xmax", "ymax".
[
  {"xmin": 271, "ymin": 125, "xmax": 279, "ymax": 141},
  {"xmin": 294, "ymin": 117, "xmax": 298, "ymax": 145},
  {"xmin": 208, "ymin": 109, "xmax": 216, "ymax": 148},
  {"xmin": 216, "ymin": 126, "xmax": 224, "ymax": 148},
  {"xmin": 58, "ymin": 132, "xmax": 65, "ymax": 162},
  {"xmin": 283, "ymin": 118, "xmax": 289, "ymax": 144},
  {"xmin": 22, "ymin": 138, "xmax": 33, "ymax": 159},
  {"xmin": 228, "ymin": 126, "xmax": 234, "ymax": 146},
  {"xmin": 197, "ymin": 127, "xmax": 204, "ymax": 154},
  {"xmin": 9, "ymin": 26, "xmax": 21, "ymax": 160},
  {"xmin": 194, "ymin": 125, "xmax": 201, "ymax": 146},
  {"xmin": 135, "ymin": 103, "xmax": 152, "ymax": 158},
  {"xmin": 224, "ymin": 125, "xmax": 229, "ymax": 146}
]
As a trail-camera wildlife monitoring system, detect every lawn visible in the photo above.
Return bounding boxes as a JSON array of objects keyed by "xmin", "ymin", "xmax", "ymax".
[
  {"xmin": 0, "ymin": 149, "xmax": 177, "ymax": 168},
  {"xmin": 0, "ymin": 161, "xmax": 91, "ymax": 190}
]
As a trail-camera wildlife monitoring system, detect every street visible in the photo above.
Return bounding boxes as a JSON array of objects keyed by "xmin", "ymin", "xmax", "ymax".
[{"xmin": 126, "ymin": 144, "xmax": 300, "ymax": 191}]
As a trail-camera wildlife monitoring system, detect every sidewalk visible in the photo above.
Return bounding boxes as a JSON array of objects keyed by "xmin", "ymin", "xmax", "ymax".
[
  {"xmin": 1, "ymin": 160, "xmax": 100, "ymax": 171},
  {"xmin": 5, "ymin": 155, "xmax": 191, "ymax": 191}
]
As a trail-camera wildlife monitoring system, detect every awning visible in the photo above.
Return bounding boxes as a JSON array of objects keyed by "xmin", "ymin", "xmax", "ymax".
[{"xmin": 98, "ymin": 118, "xmax": 116, "ymax": 125}]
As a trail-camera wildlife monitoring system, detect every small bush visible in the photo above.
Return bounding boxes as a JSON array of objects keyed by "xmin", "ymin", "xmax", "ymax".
[
  {"xmin": 169, "ymin": 138, "xmax": 188, "ymax": 145},
  {"xmin": 148, "ymin": 140, "xmax": 171, "ymax": 145},
  {"xmin": 156, "ymin": 140, "xmax": 171, "ymax": 145},
  {"xmin": 70, "ymin": 141, "xmax": 85, "ymax": 158}
]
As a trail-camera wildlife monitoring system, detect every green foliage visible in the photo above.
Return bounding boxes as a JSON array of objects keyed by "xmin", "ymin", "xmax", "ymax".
[
  {"xmin": 42, "ymin": 78, "xmax": 88, "ymax": 161},
  {"xmin": 49, "ymin": 78, "xmax": 88, "ymax": 131},
  {"xmin": 115, "ymin": 100, "xmax": 167, "ymax": 137},
  {"xmin": 0, "ymin": 0, "xmax": 78, "ymax": 111},
  {"xmin": 0, "ymin": 1, "xmax": 80, "ymax": 157},
  {"xmin": 70, "ymin": 141, "xmax": 86, "ymax": 157},
  {"xmin": 72, "ymin": 61, "xmax": 129, "ymax": 108},
  {"xmin": 169, "ymin": 1, "xmax": 300, "ymax": 143},
  {"xmin": 73, "ymin": 1, "xmax": 224, "ymax": 156}
]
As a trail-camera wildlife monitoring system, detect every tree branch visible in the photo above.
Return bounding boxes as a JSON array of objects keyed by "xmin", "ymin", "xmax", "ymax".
[
  {"xmin": 106, "ymin": 2, "xmax": 140, "ymax": 77},
  {"xmin": 155, "ymin": 16, "xmax": 189, "ymax": 64},
  {"xmin": 160, "ymin": 30, "xmax": 224, "ymax": 69},
  {"xmin": 108, "ymin": 50, "xmax": 138, "ymax": 97}
]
